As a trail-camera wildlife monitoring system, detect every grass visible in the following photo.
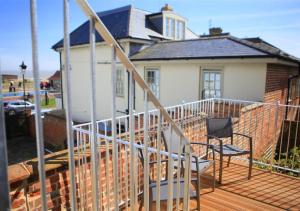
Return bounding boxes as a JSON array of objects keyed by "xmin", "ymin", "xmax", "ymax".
[{"xmin": 41, "ymin": 98, "xmax": 56, "ymax": 108}]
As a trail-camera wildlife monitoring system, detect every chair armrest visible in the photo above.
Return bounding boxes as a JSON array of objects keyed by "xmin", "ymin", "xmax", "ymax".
[
  {"xmin": 190, "ymin": 142, "xmax": 214, "ymax": 148},
  {"xmin": 233, "ymin": 132, "xmax": 252, "ymax": 139},
  {"xmin": 205, "ymin": 135, "xmax": 224, "ymax": 155},
  {"xmin": 190, "ymin": 142, "xmax": 216, "ymax": 160},
  {"xmin": 205, "ymin": 135, "xmax": 224, "ymax": 145},
  {"xmin": 233, "ymin": 132, "xmax": 253, "ymax": 151}
]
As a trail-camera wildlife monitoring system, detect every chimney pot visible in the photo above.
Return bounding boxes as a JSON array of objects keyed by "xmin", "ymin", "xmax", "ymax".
[{"xmin": 161, "ymin": 4, "xmax": 173, "ymax": 12}]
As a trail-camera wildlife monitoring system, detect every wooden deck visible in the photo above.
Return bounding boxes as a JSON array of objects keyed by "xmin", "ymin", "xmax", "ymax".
[{"xmin": 138, "ymin": 161, "xmax": 300, "ymax": 211}]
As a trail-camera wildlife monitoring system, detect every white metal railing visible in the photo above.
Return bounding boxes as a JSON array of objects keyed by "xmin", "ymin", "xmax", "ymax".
[{"xmin": 72, "ymin": 97, "xmax": 300, "ymax": 210}]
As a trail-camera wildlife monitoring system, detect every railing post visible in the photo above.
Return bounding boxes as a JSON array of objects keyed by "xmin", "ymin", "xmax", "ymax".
[
  {"xmin": 111, "ymin": 46, "xmax": 119, "ymax": 211},
  {"xmin": 156, "ymin": 110, "xmax": 162, "ymax": 211},
  {"xmin": 270, "ymin": 100, "xmax": 280, "ymax": 171},
  {"xmin": 0, "ymin": 65, "xmax": 10, "ymax": 210},
  {"xmin": 30, "ymin": 0, "xmax": 47, "ymax": 209},
  {"xmin": 129, "ymin": 71, "xmax": 136, "ymax": 211},
  {"xmin": 183, "ymin": 141, "xmax": 191, "ymax": 211},
  {"xmin": 143, "ymin": 91, "xmax": 149, "ymax": 211},
  {"xmin": 63, "ymin": 0, "xmax": 77, "ymax": 209},
  {"xmin": 89, "ymin": 17, "xmax": 99, "ymax": 211}
]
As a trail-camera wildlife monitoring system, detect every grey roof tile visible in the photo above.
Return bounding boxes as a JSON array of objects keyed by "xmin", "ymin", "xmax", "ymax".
[
  {"xmin": 52, "ymin": 5, "xmax": 163, "ymax": 49},
  {"xmin": 130, "ymin": 37, "xmax": 269, "ymax": 60}
]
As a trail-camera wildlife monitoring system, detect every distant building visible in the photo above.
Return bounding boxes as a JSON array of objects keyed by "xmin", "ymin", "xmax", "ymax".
[
  {"xmin": 1, "ymin": 74, "xmax": 18, "ymax": 83},
  {"xmin": 48, "ymin": 70, "xmax": 61, "ymax": 91}
]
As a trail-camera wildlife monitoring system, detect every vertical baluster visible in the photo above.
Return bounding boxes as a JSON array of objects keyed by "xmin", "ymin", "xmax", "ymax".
[
  {"xmin": 270, "ymin": 101, "xmax": 279, "ymax": 169},
  {"xmin": 63, "ymin": 0, "xmax": 77, "ymax": 209},
  {"xmin": 278, "ymin": 109, "xmax": 285, "ymax": 163},
  {"xmin": 111, "ymin": 46, "xmax": 119, "ymax": 210},
  {"xmin": 104, "ymin": 122, "xmax": 110, "ymax": 210},
  {"xmin": 78, "ymin": 131, "xmax": 84, "ymax": 210},
  {"xmin": 97, "ymin": 123, "xmax": 102, "ymax": 210},
  {"xmin": 183, "ymin": 139, "xmax": 191, "ymax": 211},
  {"xmin": 89, "ymin": 17, "xmax": 99, "ymax": 211},
  {"xmin": 291, "ymin": 107, "xmax": 299, "ymax": 169},
  {"xmin": 175, "ymin": 134, "xmax": 183, "ymax": 211},
  {"xmin": 144, "ymin": 91, "xmax": 150, "ymax": 211},
  {"xmin": 285, "ymin": 114, "xmax": 292, "ymax": 167},
  {"xmin": 167, "ymin": 126, "xmax": 174, "ymax": 211},
  {"xmin": 30, "ymin": 0, "xmax": 47, "ymax": 209},
  {"xmin": 83, "ymin": 127, "xmax": 88, "ymax": 208},
  {"xmin": 0, "ymin": 56, "xmax": 10, "ymax": 210},
  {"xmin": 156, "ymin": 111, "xmax": 162, "ymax": 211},
  {"xmin": 124, "ymin": 117, "xmax": 129, "ymax": 210}
]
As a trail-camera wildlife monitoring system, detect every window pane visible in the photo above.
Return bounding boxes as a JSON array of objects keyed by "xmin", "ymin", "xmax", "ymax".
[
  {"xmin": 203, "ymin": 71, "xmax": 221, "ymax": 99},
  {"xmin": 171, "ymin": 19, "xmax": 175, "ymax": 38},
  {"xmin": 116, "ymin": 68, "xmax": 124, "ymax": 96},
  {"xmin": 204, "ymin": 73, "xmax": 209, "ymax": 81},
  {"xmin": 145, "ymin": 68, "xmax": 160, "ymax": 98}
]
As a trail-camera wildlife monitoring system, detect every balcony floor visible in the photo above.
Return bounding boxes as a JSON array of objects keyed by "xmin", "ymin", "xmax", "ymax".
[{"xmin": 138, "ymin": 161, "xmax": 300, "ymax": 211}]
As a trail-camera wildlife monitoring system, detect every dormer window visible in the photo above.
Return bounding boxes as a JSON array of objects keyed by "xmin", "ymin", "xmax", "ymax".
[
  {"xmin": 164, "ymin": 16, "xmax": 185, "ymax": 40},
  {"xmin": 176, "ymin": 20, "xmax": 185, "ymax": 40}
]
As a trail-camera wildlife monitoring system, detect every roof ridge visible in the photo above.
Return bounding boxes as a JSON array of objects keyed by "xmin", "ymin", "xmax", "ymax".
[
  {"xmin": 227, "ymin": 35, "xmax": 273, "ymax": 56},
  {"xmin": 156, "ymin": 36, "xmax": 229, "ymax": 44},
  {"xmin": 96, "ymin": 5, "xmax": 132, "ymax": 17}
]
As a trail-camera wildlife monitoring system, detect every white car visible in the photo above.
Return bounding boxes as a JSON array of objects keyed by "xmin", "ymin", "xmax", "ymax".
[{"xmin": 3, "ymin": 100, "xmax": 35, "ymax": 116}]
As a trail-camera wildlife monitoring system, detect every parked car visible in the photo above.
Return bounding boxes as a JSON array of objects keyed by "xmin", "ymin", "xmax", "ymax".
[{"xmin": 3, "ymin": 100, "xmax": 35, "ymax": 116}]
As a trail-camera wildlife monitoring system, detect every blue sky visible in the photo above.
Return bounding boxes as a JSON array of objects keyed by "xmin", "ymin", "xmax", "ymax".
[{"xmin": 0, "ymin": 0, "xmax": 300, "ymax": 74}]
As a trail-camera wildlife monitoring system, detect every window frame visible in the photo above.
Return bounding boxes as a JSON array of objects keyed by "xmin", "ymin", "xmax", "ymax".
[
  {"xmin": 200, "ymin": 68, "xmax": 223, "ymax": 99},
  {"xmin": 144, "ymin": 67, "xmax": 160, "ymax": 99},
  {"xmin": 116, "ymin": 67, "xmax": 125, "ymax": 97}
]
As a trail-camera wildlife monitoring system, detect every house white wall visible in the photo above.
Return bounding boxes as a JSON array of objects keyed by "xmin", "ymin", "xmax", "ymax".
[
  {"xmin": 61, "ymin": 44, "xmax": 268, "ymax": 122},
  {"xmin": 134, "ymin": 61, "xmax": 267, "ymax": 113},
  {"xmin": 61, "ymin": 42, "xmax": 129, "ymax": 122}
]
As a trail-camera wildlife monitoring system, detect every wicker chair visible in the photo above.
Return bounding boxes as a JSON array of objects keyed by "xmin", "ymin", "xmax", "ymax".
[{"xmin": 206, "ymin": 117, "xmax": 253, "ymax": 184}]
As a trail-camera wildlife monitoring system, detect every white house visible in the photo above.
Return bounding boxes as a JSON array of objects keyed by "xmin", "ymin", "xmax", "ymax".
[{"xmin": 53, "ymin": 4, "xmax": 300, "ymax": 123}]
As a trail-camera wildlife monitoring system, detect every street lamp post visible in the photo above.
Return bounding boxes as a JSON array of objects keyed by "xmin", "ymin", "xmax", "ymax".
[{"xmin": 19, "ymin": 61, "xmax": 27, "ymax": 114}]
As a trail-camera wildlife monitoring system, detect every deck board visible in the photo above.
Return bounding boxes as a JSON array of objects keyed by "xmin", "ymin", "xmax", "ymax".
[{"xmin": 135, "ymin": 161, "xmax": 300, "ymax": 211}]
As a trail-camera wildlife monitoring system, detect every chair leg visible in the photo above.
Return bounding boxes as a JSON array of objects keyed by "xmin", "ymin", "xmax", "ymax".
[
  {"xmin": 196, "ymin": 173, "xmax": 201, "ymax": 211},
  {"xmin": 248, "ymin": 155, "xmax": 253, "ymax": 180},
  {"xmin": 212, "ymin": 161, "xmax": 216, "ymax": 191},
  {"xmin": 219, "ymin": 154, "xmax": 223, "ymax": 184},
  {"xmin": 227, "ymin": 156, "xmax": 231, "ymax": 167}
]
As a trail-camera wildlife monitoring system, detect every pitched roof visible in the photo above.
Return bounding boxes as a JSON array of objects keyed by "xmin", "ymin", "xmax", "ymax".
[
  {"xmin": 48, "ymin": 71, "xmax": 61, "ymax": 80},
  {"xmin": 131, "ymin": 36, "xmax": 267, "ymax": 60},
  {"xmin": 239, "ymin": 37, "xmax": 300, "ymax": 62},
  {"xmin": 52, "ymin": 5, "xmax": 163, "ymax": 50},
  {"xmin": 130, "ymin": 36, "xmax": 300, "ymax": 63}
]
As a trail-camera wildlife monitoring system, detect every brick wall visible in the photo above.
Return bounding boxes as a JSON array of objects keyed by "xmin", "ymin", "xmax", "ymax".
[
  {"xmin": 264, "ymin": 63, "xmax": 298, "ymax": 104},
  {"xmin": 28, "ymin": 110, "xmax": 67, "ymax": 149}
]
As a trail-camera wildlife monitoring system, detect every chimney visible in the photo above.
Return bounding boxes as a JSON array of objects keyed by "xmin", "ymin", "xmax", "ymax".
[
  {"xmin": 209, "ymin": 27, "xmax": 223, "ymax": 36},
  {"xmin": 161, "ymin": 4, "xmax": 173, "ymax": 12}
]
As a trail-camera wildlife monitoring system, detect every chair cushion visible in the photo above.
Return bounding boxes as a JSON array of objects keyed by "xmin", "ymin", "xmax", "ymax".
[
  {"xmin": 213, "ymin": 144, "xmax": 249, "ymax": 155},
  {"xmin": 149, "ymin": 179, "xmax": 196, "ymax": 201}
]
